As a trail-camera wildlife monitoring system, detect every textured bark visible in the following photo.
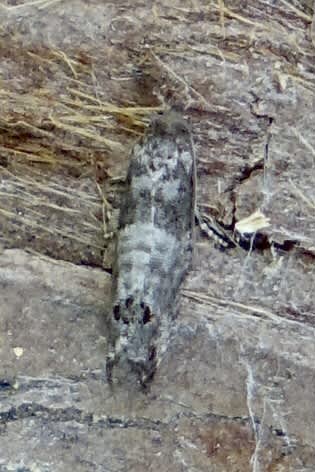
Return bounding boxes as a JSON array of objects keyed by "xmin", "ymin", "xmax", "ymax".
[{"xmin": 0, "ymin": 1, "xmax": 315, "ymax": 470}]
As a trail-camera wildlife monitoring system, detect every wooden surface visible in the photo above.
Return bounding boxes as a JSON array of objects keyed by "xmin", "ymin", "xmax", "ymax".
[{"xmin": 0, "ymin": 1, "xmax": 315, "ymax": 470}]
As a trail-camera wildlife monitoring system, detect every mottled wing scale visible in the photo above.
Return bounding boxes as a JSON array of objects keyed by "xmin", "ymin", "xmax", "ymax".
[{"xmin": 107, "ymin": 111, "xmax": 195, "ymax": 387}]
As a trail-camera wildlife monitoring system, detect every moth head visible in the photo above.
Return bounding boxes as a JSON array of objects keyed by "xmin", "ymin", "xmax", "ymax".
[{"xmin": 150, "ymin": 110, "xmax": 191, "ymax": 138}]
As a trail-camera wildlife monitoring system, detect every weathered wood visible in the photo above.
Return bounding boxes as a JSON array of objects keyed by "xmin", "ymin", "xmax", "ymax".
[{"xmin": 0, "ymin": 1, "xmax": 315, "ymax": 470}]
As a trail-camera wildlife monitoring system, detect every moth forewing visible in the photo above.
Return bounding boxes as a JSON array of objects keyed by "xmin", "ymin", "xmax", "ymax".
[{"xmin": 106, "ymin": 111, "xmax": 195, "ymax": 387}]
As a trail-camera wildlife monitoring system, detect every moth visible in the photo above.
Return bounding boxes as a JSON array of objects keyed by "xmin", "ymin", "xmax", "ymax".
[{"xmin": 106, "ymin": 111, "xmax": 195, "ymax": 387}]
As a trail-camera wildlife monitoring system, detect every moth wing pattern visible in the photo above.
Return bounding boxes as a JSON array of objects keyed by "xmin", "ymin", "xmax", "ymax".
[{"xmin": 106, "ymin": 111, "xmax": 195, "ymax": 387}]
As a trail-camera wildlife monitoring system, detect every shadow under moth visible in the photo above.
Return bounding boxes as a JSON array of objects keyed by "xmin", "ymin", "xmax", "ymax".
[{"xmin": 106, "ymin": 111, "xmax": 195, "ymax": 387}]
